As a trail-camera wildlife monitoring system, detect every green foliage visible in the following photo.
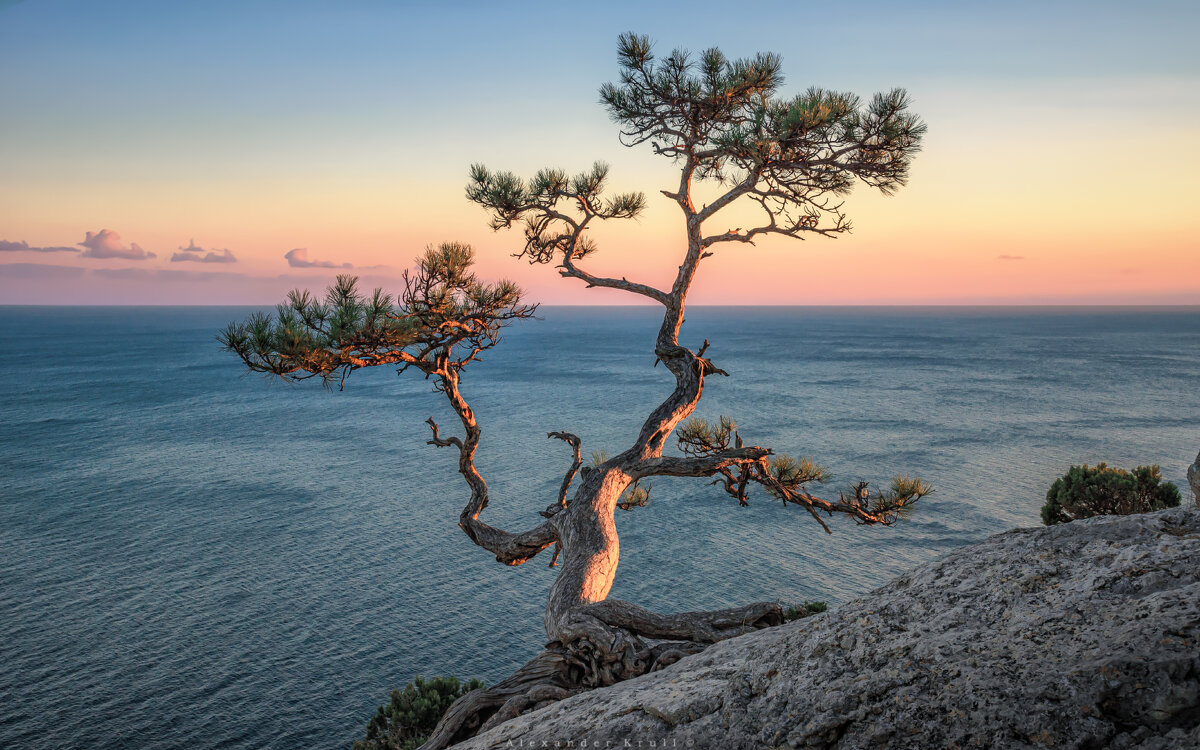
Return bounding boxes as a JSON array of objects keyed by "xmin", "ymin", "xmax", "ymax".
[
  {"xmin": 677, "ymin": 416, "xmax": 738, "ymax": 456},
  {"xmin": 781, "ymin": 601, "xmax": 828, "ymax": 622},
  {"xmin": 677, "ymin": 417, "xmax": 830, "ymax": 494},
  {"xmin": 600, "ymin": 32, "xmax": 926, "ymax": 195},
  {"xmin": 354, "ymin": 675, "xmax": 485, "ymax": 750},
  {"xmin": 219, "ymin": 243, "xmax": 536, "ymax": 386},
  {"xmin": 466, "ymin": 161, "xmax": 645, "ymax": 263},
  {"xmin": 467, "ymin": 162, "xmax": 645, "ymax": 228},
  {"xmin": 469, "ymin": 33, "xmax": 924, "ymax": 268},
  {"xmin": 763, "ymin": 455, "xmax": 831, "ymax": 496},
  {"xmin": 835, "ymin": 477, "xmax": 928, "ymax": 521},
  {"xmin": 1041, "ymin": 463, "xmax": 1181, "ymax": 525},
  {"xmin": 616, "ymin": 480, "xmax": 651, "ymax": 511},
  {"xmin": 674, "ymin": 415, "xmax": 927, "ymax": 525}
]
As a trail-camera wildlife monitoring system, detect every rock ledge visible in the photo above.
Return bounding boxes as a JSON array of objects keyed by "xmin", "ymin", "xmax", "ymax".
[{"xmin": 460, "ymin": 507, "xmax": 1200, "ymax": 749}]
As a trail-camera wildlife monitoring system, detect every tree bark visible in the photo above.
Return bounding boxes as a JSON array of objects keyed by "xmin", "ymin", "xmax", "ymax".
[
  {"xmin": 413, "ymin": 98, "xmax": 928, "ymax": 741},
  {"xmin": 1188, "ymin": 449, "xmax": 1199, "ymax": 507},
  {"xmin": 229, "ymin": 51, "xmax": 929, "ymax": 749},
  {"xmin": 414, "ymin": 203, "xmax": 791, "ymax": 749}
]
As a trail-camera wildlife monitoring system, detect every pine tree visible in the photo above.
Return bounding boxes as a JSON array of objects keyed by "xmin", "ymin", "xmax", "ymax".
[{"xmin": 223, "ymin": 33, "xmax": 929, "ymax": 748}]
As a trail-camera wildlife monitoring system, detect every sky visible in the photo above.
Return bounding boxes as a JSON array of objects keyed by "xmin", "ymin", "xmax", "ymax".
[{"xmin": 1, "ymin": 0, "xmax": 1198, "ymax": 305}]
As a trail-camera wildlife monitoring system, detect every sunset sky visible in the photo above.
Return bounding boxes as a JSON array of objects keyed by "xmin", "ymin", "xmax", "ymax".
[{"xmin": 2, "ymin": 0, "xmax": 1197, "ymax": 305}]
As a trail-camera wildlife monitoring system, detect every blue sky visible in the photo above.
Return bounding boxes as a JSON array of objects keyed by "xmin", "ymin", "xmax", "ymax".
[{"xmin": 2, "ymin": 1, "xmax": 1198, "ymax": 304}]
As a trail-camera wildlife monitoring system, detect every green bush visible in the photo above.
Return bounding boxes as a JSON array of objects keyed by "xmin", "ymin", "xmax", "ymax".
[
  {"xmin": 1041, "ymin": 463, "xmax": 1181, "ymax": 526},
  {"xmin": 782, "ymin": 601, "xmax": 828, "ymax": 622},
  {"xmin": 354, "ymin": 675, "xmax": 485, "ymax": 750}
]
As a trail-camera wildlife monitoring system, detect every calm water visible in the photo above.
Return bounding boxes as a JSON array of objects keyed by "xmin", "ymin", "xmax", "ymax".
[{"xmin": 2, "ymin": 306, "xmax": 1198, "ymax": 749}]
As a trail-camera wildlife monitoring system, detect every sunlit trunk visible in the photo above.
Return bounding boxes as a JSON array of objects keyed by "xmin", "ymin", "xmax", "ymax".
[{"xmin": 544, "ymin": 467, "xmax": 631, "ymax": 640}]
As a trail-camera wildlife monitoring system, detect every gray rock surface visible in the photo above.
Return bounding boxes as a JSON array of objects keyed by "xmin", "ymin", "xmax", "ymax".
[{"xmin": 459, "ymin": 507, "xmax": 1200, "ymax": 749}]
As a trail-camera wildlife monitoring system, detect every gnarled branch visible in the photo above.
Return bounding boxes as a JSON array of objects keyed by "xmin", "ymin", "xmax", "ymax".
[
  {"xmin": 558, "ymin": 253, "xmax": 670, "ymax": 304},
  {"xmin": 633, "ymin": 446, "xmax": 770, "ymax": 479},
  {"xmin": 467, "ymin": 162, "xmax": 670, "ymax": 305},
  {"xmin": 547, "ymin": 431, "xmax": 583, "ymax": 509},
  {"xmin": 433, "ymin": 370, "xmax": 560, "ymax": 566}
]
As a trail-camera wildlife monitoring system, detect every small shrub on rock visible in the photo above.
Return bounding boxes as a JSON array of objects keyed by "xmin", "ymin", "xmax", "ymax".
[
  {"xmin": 355, "ymin": 675, "xmax": 485, "ymax": 750},
  {"xmin": 782, "ymin": 601, "xmax": 828, "ymax": 621},
  {"xmin": 1041, "ymin": 463, "xmax": 1180, "ymax": 526}
]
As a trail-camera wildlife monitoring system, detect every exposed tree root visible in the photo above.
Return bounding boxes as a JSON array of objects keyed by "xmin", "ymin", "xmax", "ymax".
[
  {"xmin": 418, "ymin": 650, "xmax": 575, "ymax": 750},
  {"xmin": 418, "ymin": 600, "xmax": 783, "ymax": 750}
]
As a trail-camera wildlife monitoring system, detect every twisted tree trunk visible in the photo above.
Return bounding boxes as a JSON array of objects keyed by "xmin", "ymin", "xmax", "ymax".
[
  {"xmin": 225, "ymin": 42, "xmax": 930, "ymax": 749},
  {"xmin": 1188, "ymin": 449, "xmax": 1199, "ymax": 506},
  {"xmin": 417, "ymin": 224, "xmax": 786, "ymax": 748}
]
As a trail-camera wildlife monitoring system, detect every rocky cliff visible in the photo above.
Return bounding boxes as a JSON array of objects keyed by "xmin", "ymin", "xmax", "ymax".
[{"xmin": 459, "ymin": 507, "xmax": 1200, "ymax": 749}]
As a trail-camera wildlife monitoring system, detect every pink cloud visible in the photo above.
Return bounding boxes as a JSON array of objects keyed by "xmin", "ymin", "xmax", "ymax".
[
  {"xmin": 0, "ymin": 262, "xmax": 87, "ymax": 278},
  {"xmin": 284, "ymin": 247, "xmax": 351, "ymax": 269},
  {"xmin": 171, "ymin": 239, "xmax": 237, "ymax": 264},
  {"xmin": 78, "ymin": 229, "xmax": 156, "ymax": 260},
  {"xmin": 0, "ymin": 239, "xmax": 79, "ymax": 253}
]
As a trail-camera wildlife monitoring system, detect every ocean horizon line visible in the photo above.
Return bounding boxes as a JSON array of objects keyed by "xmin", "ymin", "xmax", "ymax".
[{"xmin": 3, "ymin": 303, "xmax": 1200, "ymax": 311}]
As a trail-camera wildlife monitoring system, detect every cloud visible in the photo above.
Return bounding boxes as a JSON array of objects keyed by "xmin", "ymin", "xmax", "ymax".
[
  {"xmin": 89, "ymin": 267, "xmax": 248, "ymax": 282},
  {"xmin": 285, "ymin": 247, "xmax": 351, "ymax": 269},
  {"xmin": 154, "ymin": 269, "xmax": 246, "ymax": 282},
  {"xmin": 0, "ymin": 239, "xmax": 79, "ymax": 253},
  {"xmin": 0, "ymin": 262, "xmax": 87, "ymax": 278},
  {"xmin": 997, "ymin": 254, "xmax": 1025, "ymax": 261},
  {"xmin": 171, "ymin": 239, "xmax": 237, "ymax": 264},
  {"xmin": 78, "ymin": 229, "xmax": 156, "ymax": 260},
  {"xmin": 92, "ymin": 267, "xmax": 152, "ymax": 279}
]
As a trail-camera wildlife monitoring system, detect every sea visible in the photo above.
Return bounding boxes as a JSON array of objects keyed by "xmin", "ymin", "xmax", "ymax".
[{"xmin": 2, "ymin": 305, "xmax": 1198, "ymax": 749}]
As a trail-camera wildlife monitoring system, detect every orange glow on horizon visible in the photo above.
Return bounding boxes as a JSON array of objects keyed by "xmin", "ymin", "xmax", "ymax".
[{"xmin": 1, "ymin": 12, "xmax": 1197, "ymax": 306}]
